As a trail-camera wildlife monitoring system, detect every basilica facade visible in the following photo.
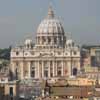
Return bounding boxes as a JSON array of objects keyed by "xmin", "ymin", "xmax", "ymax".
[{"xmin": 10, "ymin": 6, "xmax": 80, "ymax": 80}]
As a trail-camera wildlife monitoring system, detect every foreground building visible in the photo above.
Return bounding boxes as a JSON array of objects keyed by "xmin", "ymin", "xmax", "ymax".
[
  {"xmin": 81, "ymin": 45, "xmax": 100, "ymax": 80},
  {"xmin": 10, "ymin": 6, "xmax": 80, "ymax": 80},
  {"xmin": 81, "ymin": 45, "xmax": 100, "ymax": 68}
]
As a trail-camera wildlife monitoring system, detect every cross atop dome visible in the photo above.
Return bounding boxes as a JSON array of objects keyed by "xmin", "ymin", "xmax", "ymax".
[{"xmin": 47, "ymin": 5, "xmax": 55, "ymax": 18}]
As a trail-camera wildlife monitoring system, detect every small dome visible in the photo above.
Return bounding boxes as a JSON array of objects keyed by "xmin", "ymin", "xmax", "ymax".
[
  {"xmin": 25, "ymin": 39, "xmax": 32, "ymax": 45},
  {"xmin": 37, "ymin": 6, "xmax": 64, "ymax": 35},
  {"xmin": 66, "ymin": 39, "xmax": 75, "ymax": 47}
]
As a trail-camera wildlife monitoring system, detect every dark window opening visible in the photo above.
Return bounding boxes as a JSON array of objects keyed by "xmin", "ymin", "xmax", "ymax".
[
  {"xmin": 44, "ymin": 70, "xmax": 48, "ymax": 78},
  {"xmin": 54, "ymin": 38, "xmax": 57, "ymax": 44},
  {"xmin": 48, "ymin": 37, "xmax": 51, "ymax": 44},
  {"xmin": 74, "ymin": 51, "xmax": 77, "ymax": 55},
  {"xmin": 73, "ymin": 68, "xmax": 77, "ymax": 76},
  {"xmin": 16, "ymin": 68, "xmax": 18, "ymax": 79},
  {"xmin": 50, "ymin": 73, "xmax": 53, "ymax": 77},
  {"xmin": 16, "ymin": 51, "xmax": 19, "ymax": 55},
  {"xmin": 58, "ymin": 70, "xmax": 61, "ymax": 76},
  {"xmin": 31, "ymin": 71, "xmax": 35, "ymax": 77},
  {"xmin": 10, "ymin": 87, "xmax": 13, "ymax": 96}
]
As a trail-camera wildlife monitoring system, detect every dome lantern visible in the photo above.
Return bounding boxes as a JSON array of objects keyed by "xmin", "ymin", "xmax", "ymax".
[{"xmin": 47, "ymin": 6, "xmax": 55, "ymax": 19}]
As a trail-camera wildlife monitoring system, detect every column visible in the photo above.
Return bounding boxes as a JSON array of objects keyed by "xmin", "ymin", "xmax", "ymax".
[
  {"xmin": 42, "ymin": 61, "xmax": 44, "ymax": 78},
  {"xmin": 27, "ymin": 62, "xmax": 31, "ymax": 78},
  {"xmin": 35, "ymin": 61, "xmax": 37, "ymax": 78},
  {"xmin": 20, "ymin": 61, "xmax": 24, "ymax": 80},
  {"xmin": 56, "ymin": 61, "xmax": 57, "ymax": 76},
  {"xmin": 46, "ymin": 36, "xmax": 48, "ymax": 44},
  {"xmin": 53, "ymin": 61, "xmax": 55, "ymax": 77},
  {"xmin": 62, "ymin": 60, "xmax": 64, "ymax": 76},
  {"xmin": 10, "ymin": 62, "xmax": 15, "ymax": 78},
  {"xmin": 38, "ymin": 61, "xmax": 40, "ymax": 78},
  {"xmin": 77, "ymin": 59, "xmax": 81, "ymax": 71},
  {"xmin": 40, "ymin": 61, "xmax": 42, "ymax": 78},
  {"xmin": 51, "ymin": 36, "xmax": 54, "ymax": 45},
  {"xmin": 68, "ymin": 61, "xmax": 71, "ymax": 77},
  {"xmin": 48, "ymin": 61, "xmax": 50, "ymax": 78}
]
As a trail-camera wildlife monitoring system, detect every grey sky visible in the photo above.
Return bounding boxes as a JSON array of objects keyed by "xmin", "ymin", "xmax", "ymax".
[{"xmin": 0, "ymin": 0, "xmax": 100, "ymax": 48}]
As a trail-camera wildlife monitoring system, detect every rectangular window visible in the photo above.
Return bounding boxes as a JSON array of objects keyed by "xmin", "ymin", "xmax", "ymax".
[
  {"xmin": 31, "ymin": 71, "xmax": 35, "ymax": 77},
  {"xmin": 44, "ymin": 70, "xmax": 48, "ymax": 77}
]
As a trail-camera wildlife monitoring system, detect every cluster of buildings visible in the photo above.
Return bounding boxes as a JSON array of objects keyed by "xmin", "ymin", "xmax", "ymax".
[{"xmin": 0, "ymin": 6, "xmax": 100, "ymax": 100}]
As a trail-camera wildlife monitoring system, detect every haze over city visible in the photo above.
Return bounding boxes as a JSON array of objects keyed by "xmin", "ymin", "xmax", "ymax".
[
  {"xmin": 0, "ymin": 0, "xmax": 100, "ymax": 48},
  {"xmin": 0, "ymin": 0, "xmax": 100, "ymax": 99}
]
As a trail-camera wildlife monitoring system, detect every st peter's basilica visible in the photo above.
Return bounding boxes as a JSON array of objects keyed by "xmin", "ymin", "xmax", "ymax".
[{"xmin": 10, "ymin": 6, "xmax": 80, "ymax": 80}]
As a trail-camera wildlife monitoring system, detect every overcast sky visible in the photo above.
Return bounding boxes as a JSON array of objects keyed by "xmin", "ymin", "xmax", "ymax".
[{"xmin": 0, "ymin": 0, "xmax": 100, "ymax": 48}]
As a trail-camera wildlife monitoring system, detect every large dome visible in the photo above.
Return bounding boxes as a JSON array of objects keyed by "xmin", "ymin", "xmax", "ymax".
[
  {"xmin": 37, "ymin": 6, "xmax": 64, "ymax": 35},
  {"xmin": 37, "ymin": 19, "xmax": 64, "ymax": 34},
  {"xmin": 36, "ymin": 6, "xmax": 66, "ymax": 48}
]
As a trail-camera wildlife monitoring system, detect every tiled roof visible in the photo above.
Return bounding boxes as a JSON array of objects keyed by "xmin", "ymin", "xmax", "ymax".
[{"xmin": 50, "ymin": 86, "xmax": 93, "ymax": 97}]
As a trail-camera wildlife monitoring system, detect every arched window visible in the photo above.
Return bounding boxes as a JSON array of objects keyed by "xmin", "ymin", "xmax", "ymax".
[
  {"xmin": 10, "ymin": 87, "xmax": 13, "ymax": 96},
  {"xmin": 31, "ymin": 62, "xmax": 35, "ymax": 78},
  {"xmin": 73, "ymin": 68, "xmax": 77, "ymax": 76},
  {"xmin": 44, "ymin": 70, "xmax": 48, "ymax": 78},
  {"xmin": 57, "ymin": 67, "xmax": 62, "ymax": 76},
  {"xmin": 57, "ymin": 62, "xmax": 62, "ymax": 76},
  {"xmin": 44, "ymin": 62, "xmax": 49, "ymax": 78},
  {"xmin": 31, "ymin": 66, "xmax": 35, "ymax": 78},
  {"xmin": 16, "ymin": 51, "xmax": 19, "ymax": 55}
]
